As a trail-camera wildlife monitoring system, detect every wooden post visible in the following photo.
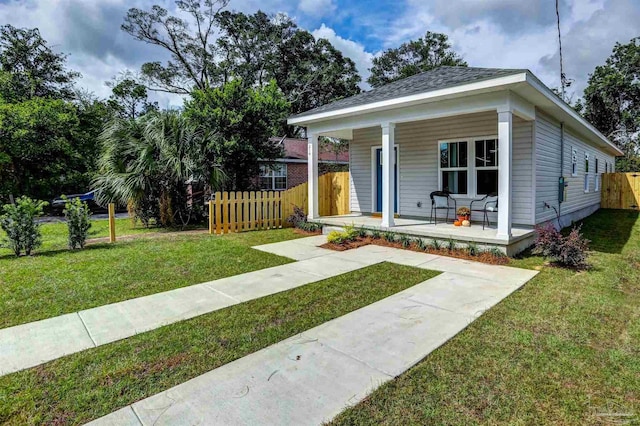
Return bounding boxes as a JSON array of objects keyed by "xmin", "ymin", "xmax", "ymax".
[
  {"xmin": 215, "ymin": 192, "xmax": 222, "ymax": 234},
  {"xmin": 208, "ymin": 200, "xmax": 214, "ymax": 234},
  {"xmin": 108, "ymin": 203, "xmax": 116, "ymax": 243}
]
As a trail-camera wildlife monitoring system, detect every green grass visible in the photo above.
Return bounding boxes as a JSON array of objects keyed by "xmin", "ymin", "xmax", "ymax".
[
  {"xmin": 0, "ymin": 263, "xmax": 438, "ymax": 425},
  {"xmin": 0, "ymin": 227, "xmax": 304, "ymax": 328},
  {"xmin": 330, "ymin": 209, "xmax": 640, "ymax": 425}
]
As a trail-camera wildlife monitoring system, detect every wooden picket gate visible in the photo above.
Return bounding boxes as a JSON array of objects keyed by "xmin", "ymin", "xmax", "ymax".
[
  {"xmin": 601, "ymin": 173, "xmax": 640, "ymax": 210},
  {"xmin": 208, "ymin": 171, "xmax": 349, "ymax": 234}
]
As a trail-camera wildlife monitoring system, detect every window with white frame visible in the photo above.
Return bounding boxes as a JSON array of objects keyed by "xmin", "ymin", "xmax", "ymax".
[
  {"xmin": 259, "ymin": 163, "xmax": 287, "ymax": 190},
  {"xmin": 595, "ymin": 157, "xmax": 600, "ymax": 191},
  {"xmin": 571, "ymin": 147, "xmax": 578, "ymax": 176},
  {"xmin": 475, "ymin": 138, "xmax": 499, "ymax": 195},
  {"xmin": 439, "ymin": 141, "xmax": 468, "ymax": 194},
  {"xmin": 584, "ymin": 153, "xmax": 590, "ymax": 192}
]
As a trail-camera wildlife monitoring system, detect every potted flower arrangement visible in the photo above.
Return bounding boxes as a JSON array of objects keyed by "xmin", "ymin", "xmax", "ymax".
[{"xmin": 456, "ymin": 207, "xmax": 471, "ymax": 223}]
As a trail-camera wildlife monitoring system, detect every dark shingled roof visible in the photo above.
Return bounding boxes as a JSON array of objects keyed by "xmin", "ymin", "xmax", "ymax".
[{"xmin": 292, "ymin": 66, "xmax": 528, "ymax": 119}]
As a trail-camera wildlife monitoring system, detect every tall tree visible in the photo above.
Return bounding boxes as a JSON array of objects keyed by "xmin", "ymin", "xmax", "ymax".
[
  {"xmin": 368, "ymin": 31, "xmax": 467, "ymax": 88},
  {"xmin": 582, "ymin": 38, "xmax": 640, "ymax": 172},
  {"xmin": 183, "ymin": 79, "xmax": 289, "ymax": 190},
  {"xmin": 215, "ymin": 11, "xmax": 361, "ymax": 115},
  {"xmin": 0, "ymin": 25, "xmax": 80, "ymax": 102},
  {"xmin": 121, "ymin": 0, "xmax": 229, "ymax": 94},
  {"xmin": 106, "ymin": 72, "xmax": 158, "ymax": 119}
]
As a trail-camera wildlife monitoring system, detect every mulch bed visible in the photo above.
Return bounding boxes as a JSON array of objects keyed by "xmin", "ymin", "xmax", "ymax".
[
  {"xmin": 321, "ymin": 236, "xmax": 510, "ymax": 265},
  {"xmin": 293, "ymin": 229, "xmax": 322, "ymax": 236}
]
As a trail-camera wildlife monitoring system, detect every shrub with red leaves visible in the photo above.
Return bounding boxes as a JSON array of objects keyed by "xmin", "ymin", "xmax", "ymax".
[{"xmin": 533, "ymin": 223, "xmax": 590, "ymax": 270}]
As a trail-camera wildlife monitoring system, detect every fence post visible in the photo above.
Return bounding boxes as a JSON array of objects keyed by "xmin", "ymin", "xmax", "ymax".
[
  {"xmin": 108, "ymin": 203, "xmax": 116, "ymax": 243},
  {"xmin": 208, "ymin": 199, "xmax": 214, "ymax": 234}
]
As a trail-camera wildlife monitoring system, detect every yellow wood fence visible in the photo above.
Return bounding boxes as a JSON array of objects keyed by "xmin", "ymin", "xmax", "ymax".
[
  {"xmin": 208, "ymin": 171, "xmax": 350, "ymax": 234},
  {"xmin": 601, "ymin": 173, "xmax": 640, "ymax": 209}
]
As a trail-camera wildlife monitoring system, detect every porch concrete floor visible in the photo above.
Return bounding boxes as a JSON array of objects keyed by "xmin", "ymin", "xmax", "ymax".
[{"xmin": 315, "ymin": 214, "xmax": 534, "ymax": 246}]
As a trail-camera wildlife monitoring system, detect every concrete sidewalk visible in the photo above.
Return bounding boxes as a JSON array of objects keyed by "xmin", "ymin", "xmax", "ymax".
[
  {"xmin": 89, "ymin": 266, "xmax": 536, "ymax": 425},
  {"xmin": 0, "ymin": 235, "xmax": 536, "ymax": 378}
]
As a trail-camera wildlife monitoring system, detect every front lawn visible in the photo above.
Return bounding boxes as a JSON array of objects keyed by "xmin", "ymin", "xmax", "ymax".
[
  {"xmin": 0, "ymin": 227, "xmax": 303, "ymax": 328},
  {"xmin": 331, "ymin": 209, "xmax": 640, "ymax": 425},
  {"xmin": 0, "ymin": 262, "xmax": 438, "ymax": 424}
]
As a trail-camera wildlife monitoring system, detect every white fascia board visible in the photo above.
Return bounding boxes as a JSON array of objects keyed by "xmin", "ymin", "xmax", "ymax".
[
  {"xmin": 288, "ymin": 73, "xmax": 528, "ymax": 126},
  {"xmin": 524, "ymin": 73, "xmax": 624, "ymax": 156},
  {"xmin": 259, "ymin": 158, "xmax": 349, "ymax": 165}
]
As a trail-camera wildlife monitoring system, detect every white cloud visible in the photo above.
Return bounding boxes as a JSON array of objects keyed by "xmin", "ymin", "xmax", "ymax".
[
  {"xmin": 298, "ymin": 0, "xmax": 336, "ymax": 18},
  {"xmin": 312, "ymin": 24, "xmax": 374, "ymax": 88}
]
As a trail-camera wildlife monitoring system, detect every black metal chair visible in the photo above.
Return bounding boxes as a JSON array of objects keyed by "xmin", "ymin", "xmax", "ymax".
[
  {"xmin": 470, "ymin": 193, "xmax": 498, "ymax": 229},
  {"xmin": 430, "ymin": 191, "xmax": 456, "ymax": 225}
]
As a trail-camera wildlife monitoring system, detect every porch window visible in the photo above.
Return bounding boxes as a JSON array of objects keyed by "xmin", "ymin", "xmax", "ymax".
[
  {"xmin": 595, "ymin": 157, "xmax": 600, "ymax": 191},
  {"xmin": 259, "ymin": 163, "xmax": 287, "ymax": 190},
  {"xmin": 439, "ymin": 141, "xmax": 468, "ymax": 194},
  {"xmin": 475, "ymin": 138, "xmax": 498, "ymax": 195},
  {"xmin": 571, "ymin": 147, "xmax": 578, "ymax": 176}
]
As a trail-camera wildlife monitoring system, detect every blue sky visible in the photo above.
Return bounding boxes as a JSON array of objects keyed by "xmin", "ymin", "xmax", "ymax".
[{"xmin": 0, "ymin": 0, "xmax": 638, "ymax": 108}]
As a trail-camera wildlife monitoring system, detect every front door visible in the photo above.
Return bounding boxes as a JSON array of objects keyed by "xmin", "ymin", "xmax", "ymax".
[{"xmin": 375, "ymin": 147, "xmax": 398, "ymax": 213}]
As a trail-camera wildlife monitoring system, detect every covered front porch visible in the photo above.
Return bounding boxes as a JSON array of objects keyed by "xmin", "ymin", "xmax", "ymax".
[{"xmin": 315, "ymin": 213, "xmax": 535, "ymax": 255}]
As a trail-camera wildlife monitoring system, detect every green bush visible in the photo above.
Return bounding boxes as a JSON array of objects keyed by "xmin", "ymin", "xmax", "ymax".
[
  {"xmin": 446, "ymin": 238, "xmax": 457, "ymax": 251},
  {"xmin": 466, "ymin": 242, "xmax": 479, "ymax": 256},
  {"xmin": 371, "ymin": 229, "xmax": 381, "ymax": 239},
  {"xmin": 63, "ymin": 196, "xmax": 92, "ymax": 249},
  {"xmin": 327, "ymin": 230, "xmax": 346, "ymax": 244},
  {"xmin": 0, "ymin": 196, "xmax": 47, "ymax": 256},
  {"xmin": 383, "ymin": 231, "xmax": 396, "ymax": 242},
  {"xmin": 416, "ymin": 238, "xmax": 429, "ymax": 251},
  {"xmin": 398, "ymin": 234, "xmax": 412, "ymax": 248},
  {"xmin": 431, "ymin": 239, "xmax": 442, "ymax": 250}
]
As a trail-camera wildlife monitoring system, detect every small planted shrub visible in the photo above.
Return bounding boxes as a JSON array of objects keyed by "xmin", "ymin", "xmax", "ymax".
[
  {"xmin": 489, "ymin": 247, "xmax": 506, "ymax": 258},
  {"xmin": 398, "ymin": 234, "xmax": 412, "ymax": 248},
  {"xmin": 416, "ymin": 238, "xmax": 429, "ymax": 251},
  {"xmin": 327, "ymin": 230, "xmax": 346, "ymax": 244},
  {"xmin": 356, "ymin": 226, "xmax": 368, "ymax": 238},
  {"xmin": 383, "ymin": 231, "xmax": 396, "ymax": 242},
  {"xmin": 343, "ymin": 225, "xmax": 359, "ymax": 240},
  {"xmin": 371, "ymin": 229, "xmax": 381, "ymax": 239},
  {"xmin": 63, "ymin": 196, "xmax": 92, "ymax": 249},
  {"xmin": 431, "ymin": 239, "xmax": 442, "ymax": 250},
  {"xmin": 466, "ymin": 241, "xmax": 479, "ymax": 256},
  {"xmin": 533, "ymin": 222, "xmax": 590, "ymax": 269},
  {"xmin": 0, "ymin": 197, "xmax": 47, "ymax": 256},
  {"xmin": 447, "ymin": 238, "xmax": 457, "ymax": 251}
]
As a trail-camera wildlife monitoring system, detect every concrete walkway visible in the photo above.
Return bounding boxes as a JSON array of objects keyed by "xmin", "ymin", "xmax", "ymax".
[
  {"xmin": 0, "ymin": 235, "xmax": 536, "ymax": 379},
  {"xmin": 89, "ymin": 252, "xmax": 537, "ymax": 425}
]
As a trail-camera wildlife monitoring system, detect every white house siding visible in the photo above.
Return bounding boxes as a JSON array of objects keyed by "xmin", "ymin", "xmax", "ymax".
[
  {"xmin": 349, "ymin": 111, "xmax": 534, "ymax": 225},
  {"xmin": 534, "ymin": 110, "xmax": 615, "ymax": 224}
]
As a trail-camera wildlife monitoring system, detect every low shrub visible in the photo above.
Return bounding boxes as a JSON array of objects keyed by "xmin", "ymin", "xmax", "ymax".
[
  {"xmin": 297, "ymin": 221, "xmax": 321, "ymax": 233},
  {"xmin": 63, "ymin": 196, "xmax": 92, "ymax": 249},
  {"xmin": 446, "ymin": 238, "xmax": 457, "ymax": 251},
  {"xmin": 488, "ymin": 247, "xmax": 506, "ymax": 258},
  {"xmin": 356, "ymin": 226, "xmax": 368, "ymax": 238},
  {"xmin": 371, "ymin": 229, "xmax": 381, "ymax": 239},
  {"xmin": 327, "ymin": 225, "xmax": 359, "ymax": 245},
  {"xmin": 416, "ymin": 238, "xmax": 429, "ymax": 251},
  {"xmin": 398, "ymin": 234, "xmax": 412, "ymax": 248},
  {"xmin": 532, "ymin": 222, "xmax": 590, "ymax": 269},
  {"xmin": 383, "ymin": 231, "xmax": 396, "ymax": 242},
  {"xmin": 431, "ymin": 239, "xmax": 442, "ymax": 250},
  {"xmin": 0, "ymin": 196, "xmax": 47, "ymax": 256},
  {"xmin": 466, "ymin": 242, "xmax": 479, "ymax": 256},
  {"xmin": 327, "ymin": 230, "xmax": 346, "ymax": 244}
]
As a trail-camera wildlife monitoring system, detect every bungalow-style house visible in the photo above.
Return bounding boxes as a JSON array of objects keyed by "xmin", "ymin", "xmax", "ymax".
[
  {"xmin": 288, "ymin": 66, "xmax": 623, "ymax": 255},
  {"xmin": 257, "ymin": 137, "xmax": 349, "ymax": 190}
]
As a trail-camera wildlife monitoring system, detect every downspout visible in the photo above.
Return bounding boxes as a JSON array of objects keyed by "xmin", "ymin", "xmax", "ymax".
[{"xmin": 558, "ymin": 122, "xmax": 564, "ymax": 225}]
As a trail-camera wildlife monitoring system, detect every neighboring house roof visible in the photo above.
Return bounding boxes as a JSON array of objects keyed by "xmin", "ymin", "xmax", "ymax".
[
  {"xmin": 291, "ymin": 67, "xmax": 526, "ymax": 119},
  {"xmin": 267, "ymin": 137, "xmax": 349, "ymax": 163},
  {"xmin": 288, "ymin": 66, "xmax": 623, "ymax": 157}
]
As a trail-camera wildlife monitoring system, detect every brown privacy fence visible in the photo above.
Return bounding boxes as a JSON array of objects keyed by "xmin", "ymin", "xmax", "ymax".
[
  {"xmin": 601, "ymin": 173, "xmax": 640, "ymax": 210},
  {"xmin": 208, "ymin": 171, "xmax": 350, "ymax": 234}
]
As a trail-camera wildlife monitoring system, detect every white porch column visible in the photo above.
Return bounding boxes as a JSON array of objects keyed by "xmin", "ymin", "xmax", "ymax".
[
  {"xmin": 381, "ymin": 123, "xmax": 395, "ymax": 228},
  {"xmin": 307, "ymin": 133, "xmax": 319, "ymax": 220},
  {"xmin": 497, "ymin": 111, "xmax": 513, "ymax": 239}
]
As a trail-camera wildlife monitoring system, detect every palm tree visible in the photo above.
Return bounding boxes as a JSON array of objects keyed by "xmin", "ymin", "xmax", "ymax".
[{"xmin": 93, "ymin": 111, "xmax": 225, "ymax": 227}]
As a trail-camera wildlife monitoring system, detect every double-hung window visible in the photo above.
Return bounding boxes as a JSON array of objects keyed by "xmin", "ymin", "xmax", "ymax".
[
  {"xmin": 584, "ymin": 153, "xmax": 590, "ymax": 192},
  {"xmin": 259, "ymin": 163, "xmax": 287, "ymax": 190},
  {"xmin": 571, "ymin": 147, "xmax": 578, "ymax": 176},
  {"xmin": 475, "ymin": 138, "xmax": 498, "ymax": 195},
  {"xmin": 595, "ymin": 158, "xmax": 600, "ymax": 191},
  {"xmin": 439, "ymin": 141, "xmax": 468, "ymax": 195}
]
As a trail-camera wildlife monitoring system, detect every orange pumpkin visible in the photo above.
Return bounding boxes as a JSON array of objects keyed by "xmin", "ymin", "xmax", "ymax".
[{"xmin": 453, "ymin": 220, "xmax": 462, "ymax": 226}]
